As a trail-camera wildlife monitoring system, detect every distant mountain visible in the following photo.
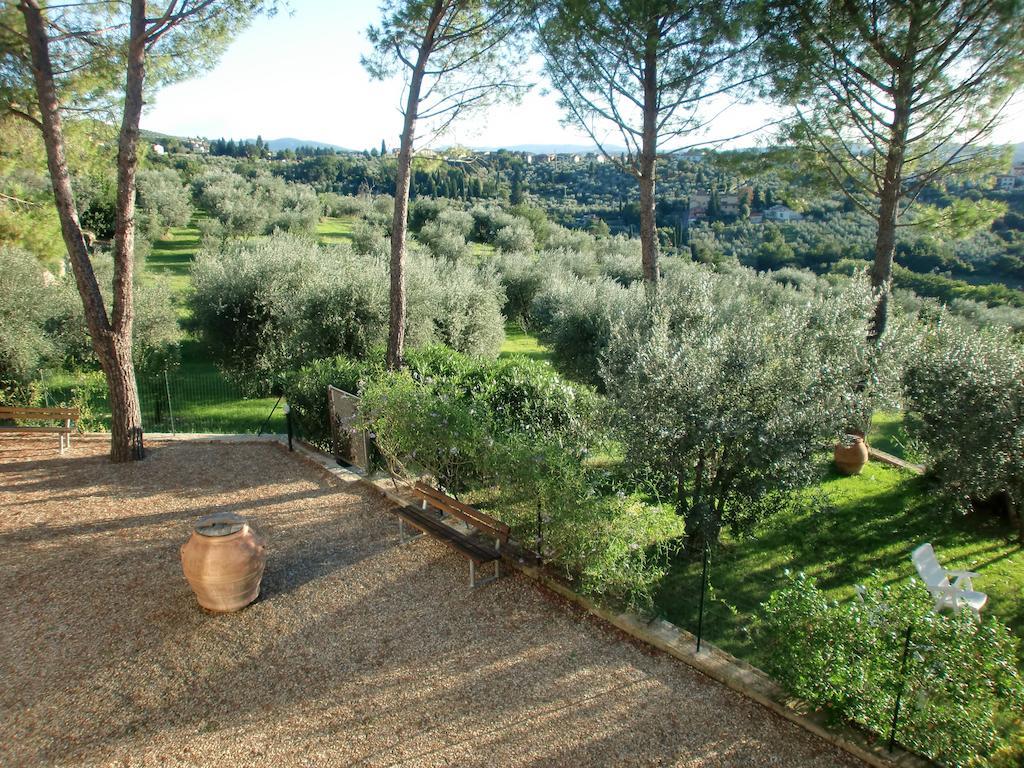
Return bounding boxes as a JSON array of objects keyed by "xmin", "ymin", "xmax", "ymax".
[
  {"xmin": 1013, "ymin": 142, "xmax": 1024, "ymax": 164},
  {"xmin": 251, "ymin": 137, "xmax": 351, "ymax": 152}
]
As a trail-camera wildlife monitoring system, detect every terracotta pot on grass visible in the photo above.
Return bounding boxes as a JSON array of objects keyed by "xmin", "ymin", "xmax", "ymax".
[
  {"xmin": 181, "ymin": 512, "xmax": 266, "ymax": 612},
  {"xmin": 834, "ymin": 433, "xmax": 869, "ymax": 476}
]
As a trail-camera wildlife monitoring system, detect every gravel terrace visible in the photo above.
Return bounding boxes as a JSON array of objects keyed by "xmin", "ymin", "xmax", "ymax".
[{"xmin": 0, "ymin": 436, "xmax": 864, "ymax": 767}]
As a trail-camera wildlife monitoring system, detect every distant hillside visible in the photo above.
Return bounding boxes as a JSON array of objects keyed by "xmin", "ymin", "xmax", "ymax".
[
  {"xmin": 477, "ymin": 143, "xmax": 627, "ymax": 155},
  {"xmin": 1014, "ymin": 142, "xmax": 1024, "ymax": 164}
]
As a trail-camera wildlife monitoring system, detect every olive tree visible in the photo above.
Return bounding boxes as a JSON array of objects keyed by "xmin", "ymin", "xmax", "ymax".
[
  {"xmin": 137, "ymin": 167, "xmax": 192, "ymax": 241},
  {"xmin": 602, "ymin": 265, "xmax": 878, "ymax": 551},
  {"xmin": 0, "ymin": 244, "xmax": 58, "ymax": 394},
  {"xmin": 903, "ymin": 319, "xmax": 1024, "ymax": 543}
]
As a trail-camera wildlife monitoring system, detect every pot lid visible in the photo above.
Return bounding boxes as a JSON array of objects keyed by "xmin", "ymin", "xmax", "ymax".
[{"xmin": 194, "ymin": 512, "xmax": 246, "ymax": 537}]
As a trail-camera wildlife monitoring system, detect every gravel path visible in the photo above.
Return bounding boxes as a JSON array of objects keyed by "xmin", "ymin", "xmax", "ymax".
[{"xmin": 0, "ymin": 436, "xmax": 864, "ymax": 767}]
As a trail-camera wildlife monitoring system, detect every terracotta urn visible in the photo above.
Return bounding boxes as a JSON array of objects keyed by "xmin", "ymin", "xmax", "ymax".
[
  {"xmin": 181, "ymin": 512, "xmax": 266, "ymax": 612},
  {"xmin": 834, "ymin": 433, "xmax": 869, "ymax": 476}
]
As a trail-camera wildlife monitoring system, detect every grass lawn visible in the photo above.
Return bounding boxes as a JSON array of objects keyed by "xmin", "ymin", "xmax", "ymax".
[
  {"xmin": 500, "ymin": 322, "xmax": 551, "ymax": 362},
  {"xmin": 317, "ymin": 216, "xmax": 356, "ymax": 245},
  {"xmin": 146, "ymin": 223, "xmax": 202, "ymax": 303},
  {"xmin": 654, "ymin": 459, "xmax": 1024, "ymax": 668}
]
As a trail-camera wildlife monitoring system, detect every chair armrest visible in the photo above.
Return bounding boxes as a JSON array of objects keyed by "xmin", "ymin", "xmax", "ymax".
[
  {"xmin": 947, "ymin": 570, "xmax": 979, "ymax": 579},
  {"xmin": 947, "ymin": 571, "xmax": 979, "ymax": 590}
]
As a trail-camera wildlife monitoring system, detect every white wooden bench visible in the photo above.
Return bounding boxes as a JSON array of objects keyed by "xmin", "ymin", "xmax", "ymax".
[{"xmin": 0, "ymin": 406, "xmax": 80, "ymax": 453}]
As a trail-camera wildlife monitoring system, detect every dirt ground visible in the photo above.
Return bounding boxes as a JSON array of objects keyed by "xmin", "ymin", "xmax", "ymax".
[{"xmin": 0, "ymin": 436, "xmax": 864, "ymax": 767}]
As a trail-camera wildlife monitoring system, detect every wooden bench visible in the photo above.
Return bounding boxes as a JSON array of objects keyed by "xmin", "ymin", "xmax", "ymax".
[
  {"xmin": 0, "ymin": 406, "xmax": 80, "ymax": 453},
  {"xmin": 392, "ymin": 481, "xmax": 511, "ymax": 588}
]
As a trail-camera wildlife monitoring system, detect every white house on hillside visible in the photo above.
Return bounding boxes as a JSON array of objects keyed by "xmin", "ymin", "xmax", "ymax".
[
  {"xmin": 996, "ymin": 174, "xmax": 1018, "ymax": 191},
  {"xmin": 764, "ymin": 204, "xmax": 803, "ymax": 222}
]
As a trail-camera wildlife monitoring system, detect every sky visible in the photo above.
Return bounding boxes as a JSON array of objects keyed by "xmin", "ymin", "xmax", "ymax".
[{"xmin": 141, "ymin": 0, "xmax": 1024, "ymax": 152}]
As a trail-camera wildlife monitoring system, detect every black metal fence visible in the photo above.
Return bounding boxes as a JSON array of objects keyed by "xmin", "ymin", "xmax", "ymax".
[{"xmin": 38, "ymin": 368, "xmax": 285, "ymax": 435}]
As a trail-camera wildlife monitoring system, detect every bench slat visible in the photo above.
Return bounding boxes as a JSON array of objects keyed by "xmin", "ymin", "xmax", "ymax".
[
  {"xmin": 0, "ymin": 407, "xmax": 79, "ymax": 420},
  {"xmin": 0, "ymin": 426, "xmax": 74, "ymax": 434},
  {"xmin": 395, "ymin": 505, "xmax": 499, "ymax": 564},
  {"xmin": 413, "ymin": 482, "xmax": 510, "ymax": 541}
]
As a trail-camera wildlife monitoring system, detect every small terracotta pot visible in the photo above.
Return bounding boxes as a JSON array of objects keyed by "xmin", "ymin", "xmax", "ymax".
[
  {"xmin": 834, "ymin": 433, "xmax": 869, "ymax": 476},
  {"xmin": 181, "ymin": 513, "xmax": 266, "ymax": 612}
]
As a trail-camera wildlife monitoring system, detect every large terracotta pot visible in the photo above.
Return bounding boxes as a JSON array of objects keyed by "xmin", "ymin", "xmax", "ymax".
[
  {"xmin": 181, "ymin": 512, "xmax": 266, "ymax": 612},
  {"xmin": 834, "ymin": 433, "xmax": 869, "ymax": 476}
]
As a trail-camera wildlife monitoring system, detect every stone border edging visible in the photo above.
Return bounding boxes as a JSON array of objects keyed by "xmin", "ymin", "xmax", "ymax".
[{"xmin": 145, "ymin": 433, "xmax": 935, "ymax": 768}]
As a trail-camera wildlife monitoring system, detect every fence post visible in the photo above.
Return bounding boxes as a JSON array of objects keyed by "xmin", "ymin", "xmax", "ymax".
[
  {"xmin": 696, "ymin": 542, "xmax": 710, "ymax": 653},
  {"xmin": 888, "ymin": 624, "xmax": 914, "ymax": 753},
  {"xmin": 163, "ymin": 370, "xmax": 176, "ymax": 434},
  {"xmin": 284, "ymin": 403, "xmax": 293, "ymax": 451}
]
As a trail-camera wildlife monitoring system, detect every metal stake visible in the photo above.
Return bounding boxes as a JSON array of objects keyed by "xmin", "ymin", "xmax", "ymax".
[
  {"xmin": 536, "ymin": 504, "xmax": 544, "ymax": 566},
  {"xmin": 696, "ymin": 543, "xmax": 709, "ymax": 653},
  {"xmin": 164, "ymin": 369, "xmax": 176, "ymax": 434},
  {"xmin": 888, "ymin": 624, "xmax": 914, "ymax": 752},
  {"xmin": 257, "ymin": 394, "xmax": 283, "ymax": 436}
]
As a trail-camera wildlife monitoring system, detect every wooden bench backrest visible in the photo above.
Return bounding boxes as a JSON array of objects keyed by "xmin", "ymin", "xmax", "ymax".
[
  {"xmin": 0, "ymin": 406, "xmax": 80, "ymax": 421},
  {"xmin": 413, "ymin": 482, "xmax": 510, "ymax": 542}
]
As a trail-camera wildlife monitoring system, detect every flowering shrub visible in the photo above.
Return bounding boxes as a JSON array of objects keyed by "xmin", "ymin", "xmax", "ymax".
[
  {"xmin": 758, "ymin": 573, "xmax": 1024, "ymax": 767},
  {"xmin": 358, "ymin": 363, "xmax": 681, "ymax": 609}
]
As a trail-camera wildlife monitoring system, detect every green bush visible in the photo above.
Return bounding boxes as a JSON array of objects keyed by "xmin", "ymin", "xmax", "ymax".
[
  {"xmin": 359, "ymin": 367, "xmax": 680, "ymax": 609},
  {"xmin": 482, "ymin": 437, "xmax": 684, "ymax": 609},
  {"xmin": 359, "ymin": 371, "xmax": 494, "ymax": 490},
  {"xmin": 463, "ymin": 356, "xmax": 596, "ymax": 448},
  {"xmin": 903, "ymin": 319, "xmax": 1024, "ymax": 541},
  {"xmin": 284, "ymin": 355, "xmax": 382, "ymax": 450},
  {"xmin": 759, "ymin": 573, "xmax": 1024, "ymax": 767}
]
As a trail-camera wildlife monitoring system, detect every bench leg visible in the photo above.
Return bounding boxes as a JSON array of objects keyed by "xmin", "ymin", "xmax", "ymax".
[
  {"xmin": 398, "ymin": 517, "xmax": 424, "ymax": 545},
  {"xmin": 468, "ymin": 559, "xmax": 501, "ymax": 589}
]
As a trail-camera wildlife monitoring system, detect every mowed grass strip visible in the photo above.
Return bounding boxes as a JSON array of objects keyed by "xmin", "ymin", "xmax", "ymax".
[
  {"xmin": 500, "ymin": 322, "xmax": 551, "ymax": 362},
  {"xmin": 317, "ymin": 216, "xmax": 356, "ymax": 245}
]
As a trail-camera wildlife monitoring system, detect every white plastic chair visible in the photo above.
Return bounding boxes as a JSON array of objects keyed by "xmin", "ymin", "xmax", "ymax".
[{"xmin": 911, "ymin": 543, "xmax": 987, "ymax": 621}]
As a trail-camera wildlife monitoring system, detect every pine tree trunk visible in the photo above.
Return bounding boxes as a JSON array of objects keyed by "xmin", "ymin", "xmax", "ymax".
[
  {"xmin": 387, "ymin": 0, "xmax": 445, "ymax": 370},
  {"xmin": 100, "ymin": 332, "xmax": 143, "ymax": 462},
  {"xmin": 870, "ymin": 73, "xmax": 913, "ymax": 342},
  {"xmin": 21, "ymin": 0, "xmax": 146, "ymax": 462},
  {"xmin": 638, "ymin": 30, "xmax": 660, "ymax": 287}
]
